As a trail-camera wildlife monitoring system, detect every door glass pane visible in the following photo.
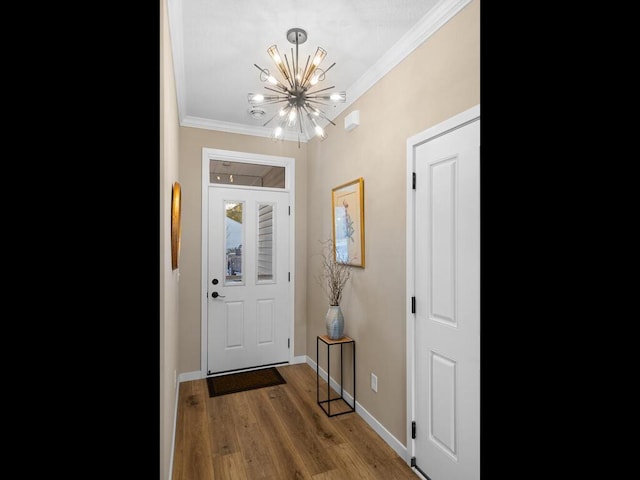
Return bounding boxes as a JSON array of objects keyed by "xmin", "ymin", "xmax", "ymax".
[
  {"xmin": 225, "ymin": 201, "xmax": 244, "ymax": 285},
  {"xmin": 257, "ymin": 203, "xmax": 274, "ymax": 283},
  {"xmin": 210, "ymin": 159, "xmax": 285, "ymax": 188}
]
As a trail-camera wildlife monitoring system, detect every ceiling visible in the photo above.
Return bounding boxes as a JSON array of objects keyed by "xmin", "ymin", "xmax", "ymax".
[{"xmin": 166, "ymin": 0, "xmax": 466, "ymax": 142}]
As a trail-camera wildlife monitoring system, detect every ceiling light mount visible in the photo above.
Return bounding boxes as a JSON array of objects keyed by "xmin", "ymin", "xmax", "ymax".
[
  {"xmin": 286, "ymin": 27, "xmax": 307, "ymax": 45},
  {"xmin": 248, "ymin": 27, "xmax": 346, "ymax": 146}
]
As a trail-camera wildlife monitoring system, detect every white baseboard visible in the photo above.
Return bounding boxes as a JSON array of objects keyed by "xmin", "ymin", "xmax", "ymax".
[
  {"xmin": 178, "ymin": 370, "xmax": 202, "ymax": 382},
  {"xmin": 305, "ymin": 355, "xmax": 355, "ymax": 407},
  {"xmin": 292, "ymin": 355, "xmax": 307, "ymax": 364},
  {"xmin": 168, "ymin": 371, "xmax": 180, "ymax": 480},
  {"xmin": 305, "ymin": 356, "xmax": 408, "ymax": 461},
  {"xmin": 355, "ymin": 397, "xmax": 408, "ymax": 461}
]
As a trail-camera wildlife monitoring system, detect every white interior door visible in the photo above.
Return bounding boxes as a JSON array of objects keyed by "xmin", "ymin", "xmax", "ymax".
[
  {"xmin": 207, "ymin": 186, "xmax": 290, "ymax": 375},
  {"xmin": 413, "ymin": 114, "xmax": 480, "ymax": 480}
]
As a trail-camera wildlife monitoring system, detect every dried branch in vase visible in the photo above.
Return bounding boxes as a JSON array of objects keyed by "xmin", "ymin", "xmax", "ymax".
[{"xmin": 317, "ymin": 238, "xmax": 351, "ymax": 306}]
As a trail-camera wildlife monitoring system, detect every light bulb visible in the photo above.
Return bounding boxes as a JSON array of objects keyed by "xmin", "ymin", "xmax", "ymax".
[
  {"xmin": 267, "ymin": 45, "xmax": 290, "ymax": 82},
  {"xmin": 287, "ymin": 109, "xmax": 297, "ymax": 127},
  {"xmin": 274, "ymin": 126, "xmax": 283, "ymax": 138},
  {"xmin": 312, "ymin": 47, "xmax": 327, "ymax": 66},
  {"xmin": 268, "ymin": 46, "xmax": 282, "ymax": 65}
]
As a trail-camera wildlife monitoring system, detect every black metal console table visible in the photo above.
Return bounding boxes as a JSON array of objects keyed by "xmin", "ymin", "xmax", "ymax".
[{"xmin": 316, "ymin": 334, "xmax": 356, "ymax": 417}]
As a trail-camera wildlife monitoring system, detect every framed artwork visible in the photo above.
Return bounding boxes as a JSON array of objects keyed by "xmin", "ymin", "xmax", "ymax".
[
  {"xmin": 332, "ymin": 177, "xmax": 365, "ymax": 267},
  {"xmin": 171, "ymin": 182, "xmax": 182, "ymax": 270}
]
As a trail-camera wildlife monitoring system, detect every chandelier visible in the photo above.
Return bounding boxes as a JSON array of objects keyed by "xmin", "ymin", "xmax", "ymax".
[{"xmin": 248, "ymin": 28, "xmax": 346, "ymax": 146}]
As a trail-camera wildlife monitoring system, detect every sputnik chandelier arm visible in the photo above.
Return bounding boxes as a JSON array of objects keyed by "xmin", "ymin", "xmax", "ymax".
[{"xmin": 248, "ymin": 27, "xmax": 346, "ymax": 146}]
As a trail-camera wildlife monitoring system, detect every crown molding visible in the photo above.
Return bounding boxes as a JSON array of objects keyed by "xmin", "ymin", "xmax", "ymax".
[
  {"xmin": 181, "ymin": 116, "xmax": 308, "ymax": 144},
  {"xmin": 166, "ymin": 0, "xmax": 187, "ymax": 124},
  {"xmin": 330, "ymin": 0, "xmax": 473, "ymax": 121}
]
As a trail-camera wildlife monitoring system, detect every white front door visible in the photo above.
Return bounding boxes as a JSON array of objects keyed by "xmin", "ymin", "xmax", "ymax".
[
  {"xmin": 207, "ymin": 186, "xmax": 290, "ymax": 374},
  {"xmin": 412, "ymin": 110, "xmax": 480, "ymax": 479}
]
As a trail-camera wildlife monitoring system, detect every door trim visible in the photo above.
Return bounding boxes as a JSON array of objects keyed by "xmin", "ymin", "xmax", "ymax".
[
  {"xmin": 201, "ymin": 148, "xmax": 295, "ymax": 378},
  {"xmin": 405, "ymin": 104, "xmax": 480, "ymax": 464}
]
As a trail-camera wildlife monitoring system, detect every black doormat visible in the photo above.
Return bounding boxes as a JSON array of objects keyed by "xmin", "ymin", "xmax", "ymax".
[{"xmin": 206, "ymin": 367, "xmax": 286, "ymax": 397}]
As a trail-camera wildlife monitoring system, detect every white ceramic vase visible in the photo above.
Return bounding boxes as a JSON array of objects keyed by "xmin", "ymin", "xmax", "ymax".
[{"xmin": 325, "ymin": 305, "xmax": 344, "ymax": 340}]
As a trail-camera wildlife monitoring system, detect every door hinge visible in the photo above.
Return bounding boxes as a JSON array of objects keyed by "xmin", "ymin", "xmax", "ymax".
[
  {"xmin": 288, "ymin": 206, "xmax": 291, "ymax": 215},
  {"xmin": 288, "ymin": 272, "xmax": 291, "ymax": 282},
  {"xmin": 411, "ymin": 457, "xmax": 416, "ymax": 468},
  {"xmin": 411, "ymin": 296, "xmax": 416, "ymax": 314},
  {"xmin": 288, "ymin": 338, "xmax": 290, "ymax": 349},
  {"xmin": 412, "ymin": 172, "xmax": 416, "ymax": 190},
  {"xmin": 411, "ymin": 421, "xmax": 416, "ymax": 439}
]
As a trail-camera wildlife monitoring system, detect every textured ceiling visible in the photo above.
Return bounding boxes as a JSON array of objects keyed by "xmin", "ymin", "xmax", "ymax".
[{"xmin": 167, "ymin": 0, "xmax": 466, "ymax": 141}]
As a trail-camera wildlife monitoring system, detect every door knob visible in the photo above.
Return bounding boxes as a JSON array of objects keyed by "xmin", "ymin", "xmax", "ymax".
[{"xmin": 212, "ymin": 291, "xmax": 225, "ymax": 298}]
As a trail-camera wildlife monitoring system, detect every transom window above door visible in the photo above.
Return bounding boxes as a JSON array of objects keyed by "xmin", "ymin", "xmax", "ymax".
[{"xmin": 209, "ymin": 159, "xmax": 285, "ymax": 188}]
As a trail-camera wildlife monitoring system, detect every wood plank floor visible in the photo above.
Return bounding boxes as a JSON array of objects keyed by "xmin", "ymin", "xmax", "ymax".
[{"xmin": 172, "ymin": 363, "xmax": 418, "ymax": 480}]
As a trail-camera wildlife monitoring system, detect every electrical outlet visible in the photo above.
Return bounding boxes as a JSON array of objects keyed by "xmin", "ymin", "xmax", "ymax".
[{"xmin": 371, "ymin": 373, "xmax": 378, "ymax": 393}]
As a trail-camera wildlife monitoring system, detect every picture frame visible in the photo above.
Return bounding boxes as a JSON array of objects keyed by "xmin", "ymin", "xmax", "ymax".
[
  {"xmin": 332, "ymin": 177, "xmax": 365, "ymax": 267},
  {"xmin": 171, "ymin": 182, "xmax": 182, "ymax": 270}
]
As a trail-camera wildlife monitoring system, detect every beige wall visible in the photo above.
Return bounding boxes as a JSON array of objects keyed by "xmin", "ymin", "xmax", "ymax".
[
  {"xmin": 160, "ymin": 0, "xmax": 181, "ymax": 478},
  {"xmin": 306, "ymin": 0, "xmax": 480, "ymax": 445},
  {"xmin": 177, "ymin": 130, "xmax": 309, "ymax": 371}
]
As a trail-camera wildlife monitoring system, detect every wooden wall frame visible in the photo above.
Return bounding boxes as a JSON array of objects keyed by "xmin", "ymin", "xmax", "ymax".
[
  {"xmin": 331, "ymin": 177, "xmax": 365, "ymax": 267},
  {"xmin": 171, "ymin": 182, "xmax": 182, "ymax": 270}
]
